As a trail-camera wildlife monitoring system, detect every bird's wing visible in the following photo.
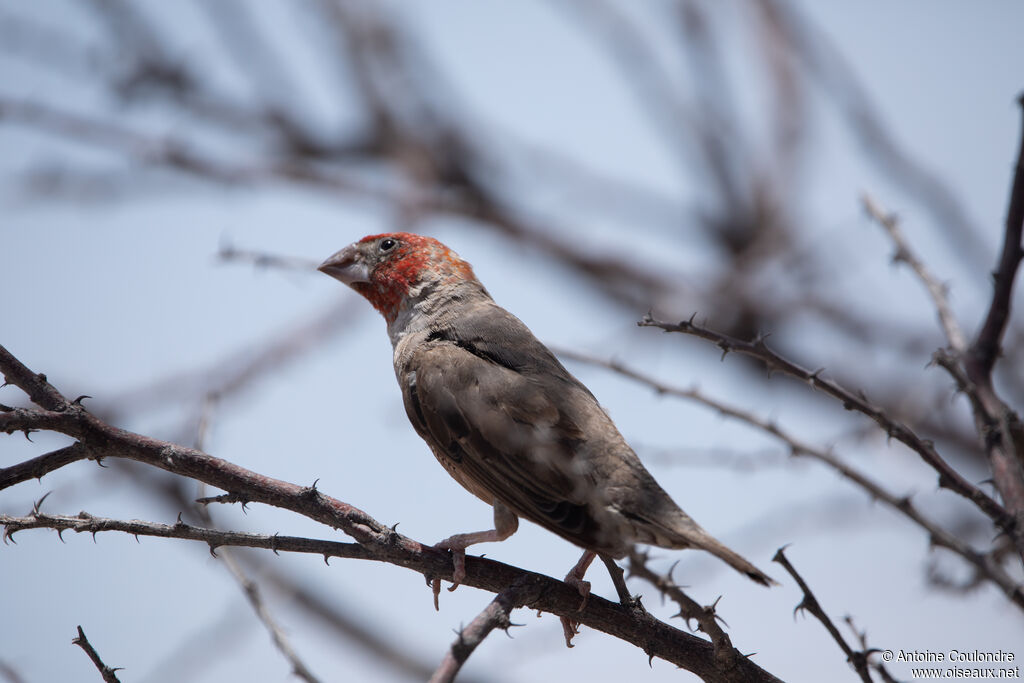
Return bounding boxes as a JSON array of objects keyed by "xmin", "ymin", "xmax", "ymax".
[{"xmin": 399, "ymin": 308, "xmax": 614, "ymax": 550}]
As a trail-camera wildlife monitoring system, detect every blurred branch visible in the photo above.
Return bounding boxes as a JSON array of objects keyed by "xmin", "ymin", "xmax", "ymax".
[
  {"xmin": 95, "ymin": 298, "xmax": 359, "ymax": 427},
  {"xmin": 72, "ymin": 626, "xmax": 122, "ymax": 683},
  {"xmin": 0, "ymin": 345, "xmax": 781, "ymax": 682},
  {"xmin": 844, "ymin": 617, "xmax": 898, "ymax": 683},
  {"xmin": 962, "ymin": 98, "xmax": 1024, "ymax": 564},
  {"xmin": 0, "ymin": 661, "xmax": 26, "ymax": 683},
  {"xmin": 862, "ymin": 193, "xmax": 968, "ymax": 353},
  {"xmin": 772, "ymin": 548, "xmax": 876, "ymax": 683},
  {"xmin": 638, "ymin": 314, "xmax": 1018, "ymax": 542},
  {"xmin": 189, "ymin": 415, "xmax": 322, "ymax": 683},
  {"xmin": 762, "ymin": 0, "xmax": 990, "ymax": 271},
  {"xmin": 217, "ymin": 244, "xmax": 322, "ymax": 272}
]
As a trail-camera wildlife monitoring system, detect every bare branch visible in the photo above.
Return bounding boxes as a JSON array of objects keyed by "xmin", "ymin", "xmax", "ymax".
[
  {"xmin": 638, "ymin": 315, "xmax": 1017, "ymax": 539},
  {"xmin": 762, "ymin": 0, "xmax": 990, "ymax": 271},
  {"xmin": 0, "ymin": 511, "xmax": 367, "ymax": 558},
  {"xmin": 428, "ymin": 579, "xmax": 535, "ymax": 683},
  {"xmin": 772, "ymin": 548, "xmax": 875, "ymax": 683},
  {"xmin": 0, "ymin": 443, "xmax": 92, "ymax": 489},
  {"xmin": 218, "ymin": 550, "xmax": 322, "ymax": 683},
  {"xmin": 627, "ymin": 550, "xmax": 737, "ymax": 666},
  {"xmin": 862, "ymin": 193, "xmax": 968, "ymax": 353},
  {"xmin": 844, "ymin": 617, "xmax": 898, "ymax": 683},
  {"xmin": 72, "ymin": 626, "xmax": 122, "ymax": 683},
  {"xmin": 969, "ymin": 96, "xmax": 1024, "ymax": 378},
  {"xmin": 558, "ymin": 348, "xmax": 1024, "ymax": 608}
]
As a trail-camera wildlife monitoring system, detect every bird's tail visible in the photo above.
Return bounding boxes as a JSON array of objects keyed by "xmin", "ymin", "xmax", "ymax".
[
  {"xmin": 651, "ymin": 510, "xmax": 778, "ymax": 586},
  {"xmin": 693, "ymin": 533, "xmax": 778, "ymax": 587}
]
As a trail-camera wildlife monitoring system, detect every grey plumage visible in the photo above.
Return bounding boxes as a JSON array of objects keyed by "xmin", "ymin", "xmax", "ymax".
[{"xmin": 320, "ymin": 232, "xmax": 774, "ymax": 588}]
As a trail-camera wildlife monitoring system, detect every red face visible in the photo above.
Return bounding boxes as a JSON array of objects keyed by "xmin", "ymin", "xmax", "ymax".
[{"xmin": 320, "ymin": 232, "xmax": 477, "ymax": 322}]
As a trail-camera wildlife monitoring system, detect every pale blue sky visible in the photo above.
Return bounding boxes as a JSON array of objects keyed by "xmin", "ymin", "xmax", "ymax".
[{"xmin": 3, "ymin": 2, "xmax": 1023, "ymax": 682}]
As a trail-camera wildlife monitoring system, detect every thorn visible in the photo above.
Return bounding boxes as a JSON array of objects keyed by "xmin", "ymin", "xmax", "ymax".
[
  {"xmin": 772, "ymin": 544, "xmax": 792, "ymax": 563},
  {"xmin": 793, "ymin": 596, "xmax": 814, "ymax": 619},
  {"xmin": 32, "ymin": 491, "xmax": 53, "ymax": 514}
]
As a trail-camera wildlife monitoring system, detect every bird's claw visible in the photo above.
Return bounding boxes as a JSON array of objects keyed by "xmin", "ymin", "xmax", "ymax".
[
  {"xmin": 560, "ymin": 616, "xmax": 580, "ymax": 648},
  {"xmin": 431, "ymin": 542, "xmax": 467, "ymax": 608}
]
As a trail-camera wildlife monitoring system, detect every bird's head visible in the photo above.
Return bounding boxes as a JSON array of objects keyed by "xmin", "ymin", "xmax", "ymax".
[{"xmin": 318, "ymin": 232, "xmax": 480, "ymax": 322}]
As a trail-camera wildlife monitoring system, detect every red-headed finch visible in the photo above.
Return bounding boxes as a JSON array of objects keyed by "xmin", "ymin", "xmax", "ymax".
[{"xmin": 319, "ymin": 233, "xmax": 774, "ymax": 642}]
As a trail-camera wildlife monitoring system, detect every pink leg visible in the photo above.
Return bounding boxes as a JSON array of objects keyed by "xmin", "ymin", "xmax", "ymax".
[
  {"xmin": 560, "ymin": 550, "xmax": 596, "ymax": 647},
  {"xmin": 431, "ymin": 503, "xmax": 518, "ymax": 608}
]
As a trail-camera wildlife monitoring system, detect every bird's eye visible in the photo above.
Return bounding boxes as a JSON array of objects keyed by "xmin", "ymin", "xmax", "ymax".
[{"xmin": 379, "ymin": 238, "xmax": 397, "ymax": 252}]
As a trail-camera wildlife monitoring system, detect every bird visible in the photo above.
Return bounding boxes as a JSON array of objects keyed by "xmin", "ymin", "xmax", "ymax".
[{"xmin": 319, "ymin": 232, "xmax": 774, "ymax": 643}]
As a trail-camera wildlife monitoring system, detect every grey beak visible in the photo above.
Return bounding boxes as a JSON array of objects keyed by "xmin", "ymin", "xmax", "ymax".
[{"xmin": 318, "ymin": 244, "xmax": 370, "ymax": 284}]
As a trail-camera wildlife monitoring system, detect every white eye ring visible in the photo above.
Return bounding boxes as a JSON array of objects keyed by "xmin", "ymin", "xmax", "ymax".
[{"xmin": 380, "ymin": 238, "xmax": 397, "ymax": 252}]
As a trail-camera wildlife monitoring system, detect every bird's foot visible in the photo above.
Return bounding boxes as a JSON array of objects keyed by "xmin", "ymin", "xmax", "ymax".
[
  {"xmin": 559, "ymin": 555, "xmax": 594, "ymax": 648},
  {"xmin": 432, "ymin": 539, "xmax": 467, "ymax": 597}
]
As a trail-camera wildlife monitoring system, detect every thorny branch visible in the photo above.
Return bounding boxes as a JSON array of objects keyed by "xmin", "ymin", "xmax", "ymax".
[
  {"xmin": 863, "ymin": 182, "xmax": 1024, "ymax": 565},
  {"xmin": 638, "ymin": 314, "xmax": 1019, "ymax": 545},
  {"xmin": 558, "ymin": 348, "xmax": 1024, "ymax": 608},
  {"xmin": 627, "ymin": 550, "xmax": 737, "ymax": 669},
  {"xmin": 0, "ymin": 344, "xmax": 781, "ymax": 682},
  {"xmin": 71, "ymin": 626, "xmax": 122, "ymax": 683},
  {"xmin": 772, "ymin": 548, "xmax": 876, "ymax": 683},
  {"xmin": 961, "ymin": 97, "xmax": 1024, "ymax": 564},
  {"xmin": 427, "ymin": 579, "xmax": 533, "ymax": 683}
]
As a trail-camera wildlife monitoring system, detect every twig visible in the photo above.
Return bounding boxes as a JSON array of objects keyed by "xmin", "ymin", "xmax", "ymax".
[
  {"xmin": 844, "ymin": 616, "xmax": 898, "ymax": 683},
  {"xmin": 861, "ymin": 193, "xmax": 968, "ymax": 352},
  {"xmin": 0, "ymin": 660, "xmax": 27, "ymax": 683},
  {"xmin": 763, "ymin": 0, "xmax": 990, "ymax": 271},
  {"xmin": 1, "ymin": 511, "xmax": 370, "ymax": 559},
  {"xmin": 219, "ymin": 549, "xmax": 322, "ymax": 683},
  {"xmin": 558, "ymin": 348, "xmax": 1024, "ymax": 608},
  {"xmin": 772, "ymin": 548, "xmax": 874, "ymax": 683},
  {"xmin": 627, "ymin": 549, "xmax": 739, "ymax": 669},
  {"xmin": 637, "ymin": 314, "xmax": 1016, "ymax": 538},
  {"xmin": 72, "ymin": 626, "xmax": 122, "ymax": 683},
  {"xmin": 217, "ymin": 244, "xmax": 321, "ymax": 272},
  {"xmin": 190, "ymin": 405, "xmax": 322, "ymax": 683},
  {"xmin": 428, "ymin": 579, "xmax": 537, "ymax": 683}
]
